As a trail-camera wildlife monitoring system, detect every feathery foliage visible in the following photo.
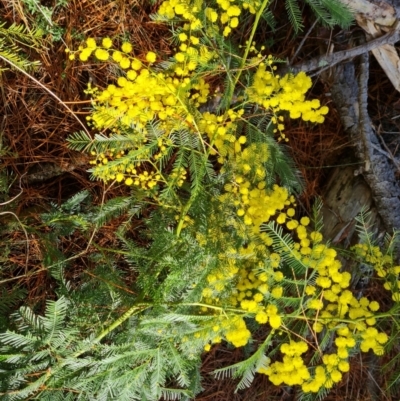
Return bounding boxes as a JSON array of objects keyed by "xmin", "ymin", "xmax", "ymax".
[
  {"xmin": 20, "ymin": 0, "xmax": 68, "ymax": 41},
  {"xmin": 305, "ymin": 0, "xmax": 353, "ymax": 29},
  {"xmin": 0, "ymin": 20, "xmax": 41, "ymax": 73}
]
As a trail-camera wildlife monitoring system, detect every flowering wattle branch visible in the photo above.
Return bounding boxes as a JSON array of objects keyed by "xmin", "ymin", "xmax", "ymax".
[{"xmin": 63, "ymin": 0, "xmax": 397, "ymax": 396}]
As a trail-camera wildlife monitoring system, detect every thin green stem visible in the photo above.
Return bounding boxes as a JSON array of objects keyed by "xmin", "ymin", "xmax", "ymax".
[
  {"xmin": 178, "ymin": 302, "xmax": 253, "ymax": 316},
  {"xmin": 226, "ymin": 0, "xmax": 270, "ymax": 104},
  {"xmin": 80, "ymin": 304, "xmax": 151, "ymax": 352}
]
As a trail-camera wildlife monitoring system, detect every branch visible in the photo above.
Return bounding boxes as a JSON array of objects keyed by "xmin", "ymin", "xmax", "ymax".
[{"xmin": 280, "ymin": 26, "xmax": 400, "ymax": 75}]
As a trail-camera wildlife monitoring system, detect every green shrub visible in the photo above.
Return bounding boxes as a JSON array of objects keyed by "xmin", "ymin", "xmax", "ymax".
[{"xmin": 4, "ymin": 1, "xmax": 400, "ymax": 400}]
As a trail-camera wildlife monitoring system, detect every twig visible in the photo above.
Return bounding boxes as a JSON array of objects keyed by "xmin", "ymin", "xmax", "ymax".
[
  {"xmin": 0, "ymin": 268, "xmax": 46, "ymax": 285},
  {"xmin": 289, "ymin": 19, "xmax": 319, "ymax": 65},
  {"xmin": 280, "ymin": 26, "xmax": 400, "ymax": 75}
]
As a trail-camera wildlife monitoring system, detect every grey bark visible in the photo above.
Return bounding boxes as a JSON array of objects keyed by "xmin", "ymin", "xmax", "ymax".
[{"xmin": 328, "ymin": 53, "xmax": 400, "ymax": 238}]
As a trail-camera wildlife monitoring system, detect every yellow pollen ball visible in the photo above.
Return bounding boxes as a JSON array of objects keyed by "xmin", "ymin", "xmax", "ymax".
[
  {"xmin": 179, "ymin": 33, "xmax": 188, "ymax": 41},
  {"xmin": 230, "ymin": 17, "xmax": 239, "ymax": 28},
  {"xmin": 95, "ymin": 48, "xmax": 109, "ymax": 61},
  {"xmin": 86, "ymin": 38, "xmax": 97, "ymax": 48},
  {"xmin": 121, "ymin": 42, "xmax": 133, "ymax": 53},
  {"xmin": 120, "ymin": 57, "xmax": 131, "ymax": 69},
  {"xmin": 146, "ymin": 51, "xmax": 157, "ymax": 63},
  {"xmin": 227, "ymin": 5, "xmax": 241, "ymax": 16},
  {"xmin": 102, "ymin": 37, "xmax": 112, "ymax": 49}
]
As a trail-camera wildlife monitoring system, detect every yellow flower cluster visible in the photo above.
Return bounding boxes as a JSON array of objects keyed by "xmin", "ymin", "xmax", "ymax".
[
  {"xmin": 90, "ymin": 71, "xmax": 208, "ymax": 131},
  {"xmin": 197, "ymin": 158, "xmax": 389, "ymax": 390},
  {"xmin": 84, "ymin": 97, "xmax": 388, "ymax": 391},
  {"xmin": 215, "ymin": 1, "xmax": 242, "ymax": 37},
  {"xmin": 289, "ymin": 225, "xmax": 388, "ymax": 346},
  {"xmin": 158, "ymin": 0, "xmax": 203, "ymax": 30},
  {"xmin": 199, "ymin": 108, "xmax": 243, "ymax": 137},
  {"xmin": 258, "ymin": 229, "xmax": 390, "ymax": 392},
  {"xmin": 90, "ymin": 153, "xmax": 161, "ymax": 189},
  {"xmin": 123, "ymin": 170, "xmax": 161, "ymax": 189},
  {"xmin": 360, "ymin": 327, "xmax": 388, "ymax": 354},
  {"xmin": 195, "ymin": 135, "xmax": 305, "ymax": 347},
  {"xmin": 230, "ymin": 181, "xmax": 293, "ymax": 229},
  {"xmin": 258, "ymin": 323, "xmax": 384, "ymax": 393},
  {"xmin": 202, "ymin": 264, "xmax": 267, "ymax": 342},
  {"xmin": 71, "ymin": 39, "xmax": 326, "ymax": 187},
  {"xmin": 183, "ymin": 137, "xmax": 391, "ymax": 391},
  {"xmin": 169, "ymin": 167, "xmax": 187, "ymax": 187},
  {"xmin": 194, "ymin": 115, "xmax": 310, "ymax": 347},
  {"xmin": 174, "ymin": 44, "xmax": 214, "ymax": 77},
  {"xmin": 158, "ymin": 1, "xmax": 218, "ymax": 76},
  {"xmin": 70, "ymin": 37, "xmax": 215, "ymax": 187},
  {"xmin": 301, "ymin": 354, "xmax": 347, "ymax": 392},
  {"xmin": 259, "ymin": 341, "xmax": 310, "ymax": 386},
  {"xmin": 197, "ymin": 191, "xmax": 289, "ymax": 348},
  {"xmin": 158, "ymin": 0, "xmax": 262, "ymax": 37},
  {"xmin": 246, "ymin": 60, "xmax": 329, "ymax": 139},
  {"xmin": 353, "ymin": 243, "xmax": 400, "ymax": 302},
  {"xmin": 203, "ymin": 252, "xmax": 283, "ymax": 326},
  {"xmin": 74, "ymin": 37, "xmax": 213, "ymax": 134},
  {"xmin": 195, "ymin": 315, "xmax": 251, "ymax": 350},
  {"xmin": 224, "ymin": 316, "xmax": 252, "ymax": 347},
  {"xmin": 69, "ymin": 37, "xmax": 156, "ymax": 66},
  {"xmin": 262, "ymin": 347, "xmax": 349, "ymax": 394},
  {"xmin": 205, "ymin": 120, "xmax": 297, "ymax": 230}
]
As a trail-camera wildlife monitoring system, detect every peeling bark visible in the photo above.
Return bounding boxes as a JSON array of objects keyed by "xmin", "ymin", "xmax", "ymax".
[
  {"xmin": 338, "ymin": 0, "xmax": 400, "ymax": 91},
  {"xmin": 339, "ymin": 0, "xmax": 398, "ymax": 26}
]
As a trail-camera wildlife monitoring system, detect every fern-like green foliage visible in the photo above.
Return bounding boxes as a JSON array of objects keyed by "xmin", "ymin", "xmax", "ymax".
[
  {"xmin": 0, "ymin": 298, "xmax": 199, "ymax": 400},
  {"xmin": 0, "ymin": 208, "xmax": 216, "ymax": 400},
  {"xmin": 285, "ymin": 0, "xmax": 304, "ymax": 33},
  {"xmin": 214, "ymin": 334, "xmax": 272, "ymax": 390},
  {"xmin": 0, "ymin": 20, "xmax": 42, "ymax": 73},
  {"xmin": 0, "ymin": 190, "xmax": 220, "ymax": 399},
  {"xmin": 282, "ymin": 0, "xmax": 353, "ymax": 33},
  {"xmin": 40, "ymin": 190, "xmax": 92, "ymax": 236},
  {"xmin": 307, "ymin": 0, "xmax": 353, "ymax": 28},
  {"xmin": 20, "ymin": 0, "xmax": 68, "ymax": 42}
]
